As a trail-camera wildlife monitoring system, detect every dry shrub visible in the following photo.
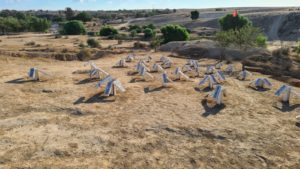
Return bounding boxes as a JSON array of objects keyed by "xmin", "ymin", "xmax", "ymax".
[
  {"xmin": 133, "ymin": 41, "xmax": 148, "ymax": 49},
  {"xmin": 272, "ymin": 47, "xmax": 290, "ymax": 57},
  {"xmin": 62, "ymin": 48, "xmax": 69, "ymax": 53},
  {"xmin": 25, "ymin": 41, "xmax": 36, "ymax": 46},
  {"xmin": 55, "ymin": 34, "xmax": 62, "ymax": 39},
  {"xmin": 77, "ymin": 49, "xmax": 92, "ymax": 61},
  {"xmin": 0, "ymin": 39, "xmax": 2, "ymax": 42}
]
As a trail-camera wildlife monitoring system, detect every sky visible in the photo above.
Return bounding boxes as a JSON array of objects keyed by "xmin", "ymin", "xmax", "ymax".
[{"xmin": 1, "ymin": 0, "xmax": 300, "ymax": 10}]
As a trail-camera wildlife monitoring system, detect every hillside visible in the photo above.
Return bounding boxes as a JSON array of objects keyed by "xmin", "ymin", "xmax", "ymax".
[{"xmin": 129, "ymin": 7, "xmax": 300, "ymax": 41}]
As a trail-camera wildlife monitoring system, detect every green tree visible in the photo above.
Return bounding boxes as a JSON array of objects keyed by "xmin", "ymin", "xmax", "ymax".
[
  {"xmin": 74, "ymin": 12, "xmax": 92, "ymax": 22},
  {"xmin": 160, "ymin": 24, "xmax": 190, "ymax": 43},
  {"xmin": 219, "ymin": 13, "xmax": 251, "ymax": 31},
  {"xmin": 65, "ymin": 7, "xmax": 74, "ymax": 20},
  {"xmin": 62, "ymin": 20, "xmax": 86, "ymax": 35},
  {"xmin": 215, "ymin": 30, "xmax": 232, "ymax": 61},
  {"xmin": 99, "ymin": 26, "xmax": 118, "ymax": 36},
  {"xmin": 143, "ymin": 28, "xmax": 155, "ymax": 39},
  {"xmin": 216, "ymin": 26, "xmax": 265, "ymax": 62},
  {"xmin": 29, "ymin": 16, "xmax": 51, "ymax": 32},
  {"xmin": 190, "ymin": 10, "xmax": 199, "ymax": 20}
]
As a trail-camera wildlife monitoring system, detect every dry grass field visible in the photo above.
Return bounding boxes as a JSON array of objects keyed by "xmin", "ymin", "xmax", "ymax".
[{"xmin": 0, "ymin": 34, "xmax": 299, "ymax": 168}]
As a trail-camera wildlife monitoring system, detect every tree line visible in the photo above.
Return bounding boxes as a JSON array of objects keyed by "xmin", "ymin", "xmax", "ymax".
[{"xmin": 0, "ymin": 15, "xmax": 51, "ymax": 34}]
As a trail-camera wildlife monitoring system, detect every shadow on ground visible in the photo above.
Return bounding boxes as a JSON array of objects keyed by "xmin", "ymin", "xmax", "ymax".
[
  {"xmin": 273, "ymin": 102, "xmax": 300, "ymax": 112},
  {"xmin": 201, "ymin": 99, "xmax": 226, "ymax": 117},
  {"xmin": 129, "ymin": 78, "xmax": 146, "ymax": 83},
  {"xmin": 194, "ymin": 87, "xmax": 212, "ymax": 93},
  {"xmin": 74, "ymin": 92, "xmax": 115, "ymax": 105},
  {"xmin": 6, "ymin": 78, "xmax": 36, "ymax": 84},
  {"xmin": 144, "ymin": 86, "xmax": 165, "ymax": 93},
  {"xmin": 76, "ymin": 78, "xmax": 99, "ymax": 85}
]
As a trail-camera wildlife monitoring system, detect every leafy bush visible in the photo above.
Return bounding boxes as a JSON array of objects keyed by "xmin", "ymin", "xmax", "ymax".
[
  {"xmin": 129, "ymin": 25, "xmax": 142, "ymax": 33},
  {"xmin": 130, "ymin": 30, "xmax": 137, "ymax": 38},
  {"xmin": 142, "ymin": 24, "xmax": 156, "ymax": 30},
  {"xmin": 256, "ymin": 35, "xmax": 267, "ymax": 48},
  {"xmin": 99, "ymin": 26, "xmax": 118, "ymax": 36},
  {"xmin": 219, "ymin": 13, "xmax": 251, "ymax": 31},
  {"xmin": 143, "ymin": 28, "xmax": 155, "ymax": 39},
  {"xmin": 61, "ymin": 20, "xmax": 86, "ymax": 35},
  {"xmin": 191, "ymin": 10, "xmax": 199, "ymax": 20},
  {"xmin": 160, "ymin": 25, "xmax": 190, "ymax": 43},
  {"xmin": 87, "ymin": 38, "xmax": 100, "ymax": 48},
  {"xmin": 73, "ymin": 12, "xmax": 92, "ymax": 22},
  {"xmin": 150, "ymin": 37, "xmax": 163, "ymax": 51}
]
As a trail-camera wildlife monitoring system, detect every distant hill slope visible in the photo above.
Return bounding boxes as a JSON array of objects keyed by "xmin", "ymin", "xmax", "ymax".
[{"xmin": 129, "ymin": 7, "xmax": 300, "ymax": 41}]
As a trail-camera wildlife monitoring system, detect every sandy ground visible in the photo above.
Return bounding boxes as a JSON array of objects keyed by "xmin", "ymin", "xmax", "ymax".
[{"xmin": 0, "ymin": 51, "xmax": 299, "ymax": 168}]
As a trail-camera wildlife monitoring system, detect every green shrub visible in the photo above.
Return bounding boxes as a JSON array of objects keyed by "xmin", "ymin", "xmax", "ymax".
[
  {"xmin": 87, "ymin": 38, "xmax": 100, "ymax": 48},
  {"xmin": 142, "ymin": 24, "xmax": 156, "ymax": 30},
  {"xmin": 99, "ymin": 26, "xmax": 118, "ymax": 36},
  {"xmin": 256, "ymin": 35, "xmax": 267, "ymax": 48},
  {"xmin": 62, "ymin": 20, "xmax": 86, "ymax": 35},
  {"xmin": 160, "ymin": 24, "xmax": 190, "ymax": 43},
  {"xmin": 143, "ymin": 28, "xmax": 155, "ymax": 39},
  {"xmin": 130, "ymin": 30, "xmax": 137, "ymax": 38},
  {"xmin": 73, "ymin": 12, "xmax": 92, "ymax": 22},
  {"xmin": 191, "ymin": 10, "xmax": 199, "ymax": 20},
  {"xmin": 129, "ymin": 25, "xmax": 142, "ymax": 33},
  {"xmin": 150, "ymin": 37, "xmax": 163, "ymax": 51},
  {"xmin": 219, "ymin": 13, "xmax": 251, "ymax": 31}
]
